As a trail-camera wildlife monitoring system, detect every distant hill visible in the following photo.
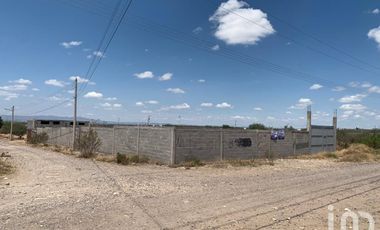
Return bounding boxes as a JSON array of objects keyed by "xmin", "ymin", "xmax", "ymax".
[{"xmin": 0, "ymin": 115, "xmax": 91, "ymax": 122}]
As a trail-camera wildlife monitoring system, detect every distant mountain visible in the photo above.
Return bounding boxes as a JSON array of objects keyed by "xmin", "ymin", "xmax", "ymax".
[{"xmin": 0, "ymin": 115, "xmax": 91, "ymax": 122}]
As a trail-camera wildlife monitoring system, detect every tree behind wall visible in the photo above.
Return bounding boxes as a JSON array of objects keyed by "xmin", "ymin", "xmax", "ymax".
[{"xmin": 248, "ymin": 123, "xmax": 268, "ymax": 130}]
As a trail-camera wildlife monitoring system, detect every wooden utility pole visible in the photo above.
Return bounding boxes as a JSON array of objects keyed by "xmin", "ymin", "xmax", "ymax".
[
  {"xmin": 72, "ymin": 78, "xmax": 78, "ymax": 150},
  {"xmin": 4, "ymin": 106, "xmax": 14, "ymax": 141}
]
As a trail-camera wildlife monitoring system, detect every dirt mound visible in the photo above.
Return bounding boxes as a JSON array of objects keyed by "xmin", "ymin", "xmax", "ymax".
[{"xmin": 336, "ymin": 144, "xmax": 377, "ymax": 162}]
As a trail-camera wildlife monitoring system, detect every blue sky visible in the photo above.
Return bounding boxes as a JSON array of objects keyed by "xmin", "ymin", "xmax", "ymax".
[{"xmin": 1, "ymin": 0, "xmax": 380, "ymax": 128}]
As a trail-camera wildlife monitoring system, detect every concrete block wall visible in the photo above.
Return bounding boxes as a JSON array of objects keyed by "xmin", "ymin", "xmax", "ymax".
[
  {"xmin": 36, "ymin": 126, "xmax": 174, "ymax": 164},
  {"xmin": 34, "ymin": 125, "xmax": 322, "ymax": 165},
  {"xmin": 174, "ymin": 128, "xmax": 311, "ymax": 163}
]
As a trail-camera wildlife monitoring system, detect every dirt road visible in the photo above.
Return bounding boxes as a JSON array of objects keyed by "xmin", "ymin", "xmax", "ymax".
[{"xmin": 0, "ymin": 139, "xmax": 379, "ymax": 229}]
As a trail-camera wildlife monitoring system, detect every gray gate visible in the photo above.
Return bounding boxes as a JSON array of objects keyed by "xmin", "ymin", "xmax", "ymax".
[{"xmin": 310, "ymin": 125, "xmax": 336, "ymax": 153}]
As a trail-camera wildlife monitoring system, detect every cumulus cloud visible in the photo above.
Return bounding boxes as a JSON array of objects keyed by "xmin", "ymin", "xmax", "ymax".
[
  {"xmin": 60, "ymin": 41, "xmax": 82, "ymax": 48},
  {"xmin": 192, "ymin": 26, "xmax": 203, "ymax": 34},
  {"xmin": 254, "ymin": 107, "xmax": 262, "ymax": 111},
  {"xmin": 201, "ymin": 102, "xmax": 213, "ymax": 107},
  {"xmin": 0, "ymin": 84, "xmax": 28, "ymax": 91},
  {"xmin": 368, "ymin": 86, "xmax": 380, "ymax": 93},
  {"xmin": 211, "ymin": 44, "xmax": 220, "ymax": 51},
  {"xmin": 167, "ymin": 88, "xmax": 185, "ymax": 94},
  {"xmin": 169, "ymin": 103, "xmax": 190, "ymax": 110},
  {"xmin": 136, "ymin": 102, "xmax": 144, "ymax": 106},
  {"xmin": 372, "ymin": 8, "xmax": 380, "ymax": 14},
  {"xmin": 134, "ymin": 71, "xmax": 154, "ymax": 79},
  {"xmin": 84, "ymin": 91, "xmax": 103, "ymax": 99},
  {"xmin": 368, "ymin": 26, "xmax": 380, "ymax": 47},
  {"xmin": 289, "ymin": 98, "xmax": 312, "ymax": 109},
  {"xmin": 146, "ymin": 100, "xmax": 159, "ymax": 104},
  {"xmin": 45, "ymin": 79, "xmax": 65, "ymax": 87},
  {"xmin": 309, "ymin": 83, "xmax": 323, "ymax": 90},
  {"xmin": 198, "ymin": 79, "xmax": 206, "ymax": 83},
  {"xmin": 104, "ymin": 97, "xmax": 117, "ymax": 101},
  {"xmin": 209, "ymin": 0, "xmax": 275, "ymax": 45},
  {"xmin": 332, "ymin": 86, "xmax": 346, "ymax": 92},
  {"xmin": 338, "ymin": 94, "xmax": 367, "ymax": 103},
  {"xmin": 69, "ymin": 76, "xmax": 91, "ymax": 84},
  {"xmin": 158, "ymin": 73, "xmax": 173, "ymax": 81},
  {"xmin": 216, "ymin": 102, "xmax": 233, "ymax": 108},
  {"xmin": 9, "ymin": 78, "xmax": 32, "ymax": 85},
  {"xmin": 0, "ymin": 90, "xmax": 19, "ymax": 101},
  {"xmin": 232, "ymin": 115, "xmax": 251, "ymax": 120},
  {"xmin": 339, "ymin": 104, "xmax": 366, "ymax": 111}
]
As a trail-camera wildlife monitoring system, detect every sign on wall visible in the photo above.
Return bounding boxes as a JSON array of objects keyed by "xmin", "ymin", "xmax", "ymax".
[{"xmin": 271, "ymin": 129, "xmax": 285, "ymax": 140}]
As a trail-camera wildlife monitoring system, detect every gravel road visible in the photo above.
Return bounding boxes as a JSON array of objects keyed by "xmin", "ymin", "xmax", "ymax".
[{"xmin": 0, "ymin": 139, "xmax": 379, "ymax": 229}]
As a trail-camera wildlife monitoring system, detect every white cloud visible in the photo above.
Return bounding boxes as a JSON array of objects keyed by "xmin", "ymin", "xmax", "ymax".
[
  {"xmin": 369, "ymin": 86, "xmax": 380, "ymax": 93},
  {"xmin": 32, "ymin": 88, "xmax": 40, "ymax": 91},
  {"xmin": 170, "ymin": 103, "xmax": 190, "ymax": 110},
  {"xmin": 45, "ymin": 79, "xmax": 65, "ymax": 87},
  {"xmin": 216, "ymin": 102, "xmax": 233, "ymax": 108},
  {"xmin": 192, "ymin": 26, "xmax": 203, "ymax": 34},
  {"xmin": 339, "ymin": 104, "xmax": 366, "ymax": 111},
  {"xmin": 338, "ymin": 94, "xmax": 367, "ymax": 103},
  {"xmin": 361, "ymin": 82, "xmax": 372, "ymax": 88},
  {"xmin": 0, "ymin": 84, "xmax": 28, "ymax": 91},
  {"xmin": 158, "ymin": 73, "xmax": 173, "ymax": 81},
  {"xmin": 232, "ymin": 115, "xmax": 250, "ymax": 120},
  {"xmin": 267, "ymin": 116, "xmax": 275, "ymax": 120},
  {"xmin": 0, "ymin": 90, "xmax": 19, "ymax": 101},
  {"xmin": 372, "ymin": 8, "xmax": 380, "ymax": 14},
  {"xmin": 136, "ymin": 102, "xmax": 144, "ymax": 106},
  {"xmin": 9, "ymin": 78, "xmax": 32, "ymax": 85},
  {"xmin": 201, "ymin": 102, "xmax": 213, "ymax": 107},
  {"xmin": 348, "ymin": 81, "xmax": 360, "ymax": 88},
  {"xmin": 211, "ymin": 44, "xmax": 220, "ymax": 51},
  {"xmin": 253, "ymin": 107, "xmax": 262, "ymax": 111},
  {"xmin": 134, "ymin": 71, "xmax": 154, "ymax": 79},
  {"xmin": 60, "ymin": 41, "xmax": 82, "ymax": 48},
  {"xmin": 105, "ymin": 97, "xmax": 117, "ymax": 101},
  {"xmin": 146, "ymin": 100, "xmax": 159, "ymax": 104},
  {"xmin": 332, "ymin": 86, "xmax": 346, "ymax": 92},
  {"xmin": 69, "ymin": 76, "xmax": 90, "ymax": 83},
  {"xmin": 113, "ymin": 103, "xmax": 122, "ymax": 108},
  {"xmin": 141, "ymin": 110, "xmax": 152, "ymax": 114},
  {"xmin": 167, "ymin": 88, "xmax": 185, "ymax": 94},
  {"xmin": 101, "ymin": 102, "xmax": 111, "ymax": 107},
  {"xmin": 84, "ymin": 91, "xmax": 103, "ymax": 99},
  {"xmin": 48, "ymin": 96, "xmax": 67, "ymax": 101},
  {"xmin": 209, "ymin": 0, "xmax": 275, "ymax": 45},
  {"xmin": 198, "ymin": 79, "xmax": 206, "ymax": 83},
  {"xmin": 309, "ymin": 83, "xmax": 323, "ymax": 90},
  {"xmin": 289, "ymin": 98, "xmax": 312, "ymax": 109},
  {"xmin": 368, "ymin": 26, "xmax": 380, "ymax": 47},
  {"xmin": 93, "ymin": 51, "xmax": 105, "ymax": 58}
]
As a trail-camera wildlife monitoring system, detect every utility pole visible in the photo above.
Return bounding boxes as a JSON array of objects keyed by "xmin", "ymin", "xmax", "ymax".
[
  {"xmin": 4, "ymin": 106, "xmax": 14, "ymax": 141},
  {"xmin": 72, "ymin": 78, "xmax": 78, "ymax": 150}
]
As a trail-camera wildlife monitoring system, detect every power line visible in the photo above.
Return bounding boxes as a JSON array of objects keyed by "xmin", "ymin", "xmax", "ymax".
[{"xmin": 78, "ymin": 0, "xmax": 134, "ymax": 95}]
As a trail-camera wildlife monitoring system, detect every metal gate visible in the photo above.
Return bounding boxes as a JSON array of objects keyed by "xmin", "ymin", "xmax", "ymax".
[{"xmin": 310, "ymin": 125, "xmax": 336, "ymax": 153}]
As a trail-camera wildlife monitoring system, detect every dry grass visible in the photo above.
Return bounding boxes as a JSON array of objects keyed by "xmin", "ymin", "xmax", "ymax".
[
  {"xmin": 211, "ymin": 159, "xmax": 274, "ymax": 168},
  {"xmin": 336, "ymin": 144, "xmax": 379, "ymax": 162},
  {"xmin": 95, "ymin": 154, "xmax": 116, "ymax": 163},
  {"xmin": 298, "ymin": 144, "xmax": 379, "ymax": 162},
  {"xmin": 0, "ymin": 159, "xmax": 13, "ymax": 176}
]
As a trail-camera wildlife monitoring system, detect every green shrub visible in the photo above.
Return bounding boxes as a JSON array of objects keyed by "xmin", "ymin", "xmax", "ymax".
[
  {"xmin": 27, "ymin": 132, "xmax": 49, "ymax": 144},
  {"xmin": 77, "ymin": 129, "xmax": 101, "ymax": 158}
]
